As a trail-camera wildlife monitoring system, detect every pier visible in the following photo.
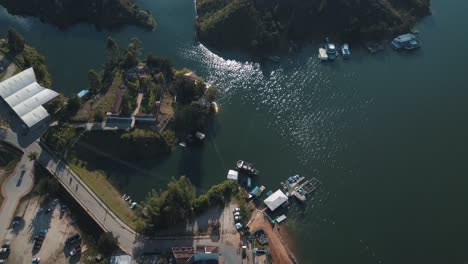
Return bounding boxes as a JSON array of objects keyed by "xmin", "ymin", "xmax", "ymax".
[{"xmin": 284, "ymin": 176, "xmax": 320, "ymax": 202}]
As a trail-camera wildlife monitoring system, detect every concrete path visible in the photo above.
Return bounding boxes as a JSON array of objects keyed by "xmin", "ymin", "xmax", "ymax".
[
  {"xmin": 0, "ymin": 145, "xmax": 35, "ymax": 242},
  {"xmin": 1, "ymin": 62, "xmax": 17, "ymax": 81},
  {"xmin": 133, "ymin": 93, "xmax": 144, "ymax": 115}
]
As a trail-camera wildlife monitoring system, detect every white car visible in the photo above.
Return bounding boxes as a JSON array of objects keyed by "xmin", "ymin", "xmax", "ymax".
[
  {"xmin": 32, "ymin": 258, "xmax": 41, "ymax": 264},
  {"xmin": 234, "ymin": 212, "xmax": 240, "ymax": 217},
  {"xmin": 235, "ymin": 223, "xmax": 243, "ymax": 231},
  {"xmin": 233, "ymin": 208, "xmax": 240, "ymax": 213},
  {"xmin": 234, "ymin": 216, "xmax": 241, "ymax": 222}
]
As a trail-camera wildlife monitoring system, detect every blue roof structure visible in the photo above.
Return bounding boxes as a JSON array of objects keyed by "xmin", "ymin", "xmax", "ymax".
[{"xmin": 77, "ymin": 89, "xmax": 89, "ymax": 98}]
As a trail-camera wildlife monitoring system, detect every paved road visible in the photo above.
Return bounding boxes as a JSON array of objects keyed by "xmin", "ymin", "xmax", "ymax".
[{"xmin": 0, "ymin": 144, "xmax": 35, "ymax": 242}]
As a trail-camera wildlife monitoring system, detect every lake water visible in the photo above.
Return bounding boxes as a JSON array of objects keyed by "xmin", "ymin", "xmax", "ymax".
[{"xmin": 1, "ymin": 0, "xmax": 468, "ymax": 263}]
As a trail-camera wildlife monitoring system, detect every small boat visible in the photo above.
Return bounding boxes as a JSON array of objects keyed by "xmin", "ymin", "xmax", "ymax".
[
  {"xmin": 236, "ymin": 160, "xmax": 259, "ymax": 175},
  {"xmin": 341, "ymin": 44, "xmax": 350, "ymax": 59},
  {"xmin": 195, "ymin": 132, "xmax": 205, "ymax": 140},
  {"xmin": 318, "ymin": 48, "xmax": 328, "ymax": 61},
  {"xmin": 247, "ymin": 177, "xmax": 252, "ymax": 189},
  {"xmin": 326, "ymin": 43, "xmax": 338, "ymax": 60},
  {"xmin": 179, "ymin": 142, "xmax": 187, "ymax": 147},
  {"xmin": 391, "ymin": 33, "xmax": 421, "ymax": 50}
]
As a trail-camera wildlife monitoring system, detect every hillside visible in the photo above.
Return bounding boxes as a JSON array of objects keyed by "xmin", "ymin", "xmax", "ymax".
[
  {"xmin": 0, "ymin": 0, "xmax": 156, "ymax": 31},
  {"xmin": 196, "ymin": 0, "xmax": 430, "ymax": 52}
]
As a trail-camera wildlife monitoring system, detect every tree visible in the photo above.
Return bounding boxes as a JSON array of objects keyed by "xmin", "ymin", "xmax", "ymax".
[
  {"xmin": 146, "ymin": 55, "xmax": 173, "ymax": 79},
  {"xmin": 28, "ymin": 151, "xmax": 38, "ymax": 161},
  {"xmin": 205, "ymin": 86, "xmax": 219, "ymax": 102},
  {"xmin": 66, "ymin": 95, "xmax": 81, "ymax": 117},
  {"xmin": 122, "ymin": 51, "xmax": 138, "ymax": 69},
  {"xmin": 127, "ymin": 37, "xmax": 142, "ymax": 58},
  {"xmin": 88, "ymin": 70, "xmax": 101, "ymax": 94},
  {"xmin": 172, "ymin": 76, "xmax": 203, "ymax": 105},
  {"xmin": 94, "ymin": 111, "xmax": 105, "ymax": 122},
  {"xmin": 7, "ymin": 28, "xmax": 25, "ymax": 53},
  {"xmin": 175, "ymin": 102, "xmax": 209, "ymax": 133},
  {"xmin": 97, "ymin": 232, "xmax": 119, "ymax": 256}
]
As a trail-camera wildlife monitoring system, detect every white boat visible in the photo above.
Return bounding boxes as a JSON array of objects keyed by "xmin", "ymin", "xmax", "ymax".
[
  {"xmin": 179, "ymin": 142, "xmax": 187, "ymax": 147},
  {"xmin": 341, "ymin": 44, "xmax": 350, "ymax": 59},
  {"xmin": 195, "ymin": 132, "xmax": 205, "ymax": 140}
]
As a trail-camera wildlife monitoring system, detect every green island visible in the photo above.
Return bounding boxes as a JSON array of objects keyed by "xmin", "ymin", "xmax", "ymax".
[
  {"xmin": 196, "ymin": 0, "xmax": 431, "ymax": 52},
  {"xmin": 0, "ymin": 0, "xmax": 156, "ymax": 31}
]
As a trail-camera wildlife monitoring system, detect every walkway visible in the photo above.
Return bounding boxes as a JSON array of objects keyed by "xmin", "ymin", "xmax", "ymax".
[{"xmin": 0, "ymin": 62, "xmax": 17, "ymax": 82}]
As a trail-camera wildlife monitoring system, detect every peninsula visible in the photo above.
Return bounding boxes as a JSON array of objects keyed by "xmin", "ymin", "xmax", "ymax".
[
  {"xmin": 0, "ymin": 0, "xmax": 156, "ymax": 31},
  {"xmin": 196, "ymin": 0, "xmax": 431, "ymax": 52}
]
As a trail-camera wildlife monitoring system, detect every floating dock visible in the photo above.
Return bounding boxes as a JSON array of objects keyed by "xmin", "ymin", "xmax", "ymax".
[{"xmin": 283, "ymin": 175, "xmax": 320, "ymax": 202}]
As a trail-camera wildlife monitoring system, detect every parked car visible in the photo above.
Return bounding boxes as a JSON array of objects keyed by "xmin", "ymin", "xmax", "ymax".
[
  {"xmin": 234, "ymin": 216, "xmax": 241, "ymax": 222},
  {"xmin": 66, "ymin": 234, "xmax": 81, "ymax": 244},
  {"xmin": 32, "ymin": 258, "xmax": 41, "ymax": 263},
  {"xmin": 34, "ymin": 240, "xmax": 43, "ymax": 250},
  {"xmin": 69, "ymin": 245, "xmax": 82, "ymax": 256},
  {"xmin": 11, "ymin": 216, "xmax": 22, "ymax": 227},
  {"xmin": 233, "ymin": 208, "xmax": 241, "ymax": 213},
  {"xmin": 1, "ymin": 242, "xmax": 10, "ymax": 248},
  {"xmin": 0, "ymin": 247, "xmax": 10, "ymax": 254},
  {"xmin": 234, "ymin": 212, "xmax": 241, "ymax": 217}
]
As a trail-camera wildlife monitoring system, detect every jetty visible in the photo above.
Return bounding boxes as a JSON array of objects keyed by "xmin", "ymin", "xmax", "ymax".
[{"xmin": 283, "ymin": 175, "xmax": 320, "ymax": 202}]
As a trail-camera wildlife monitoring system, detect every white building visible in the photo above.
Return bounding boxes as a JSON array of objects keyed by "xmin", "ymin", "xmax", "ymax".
[
  {"xmin": 0, "ymin": 68, "xmax": 58, "ymax": 129},
  {"xmin": 264, "ymin": 190, "xmax": 288, "ymax": 211}
]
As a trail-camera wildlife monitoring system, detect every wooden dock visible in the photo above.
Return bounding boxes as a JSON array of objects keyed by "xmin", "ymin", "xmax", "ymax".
[{"xmin": 286, "ymin": 176, "xmax": 320, "ymax": 202}]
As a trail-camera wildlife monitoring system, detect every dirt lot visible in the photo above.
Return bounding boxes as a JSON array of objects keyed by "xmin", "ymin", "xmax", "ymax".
[
  {"xmin": 3, "ymin": 196, "xmax": 84, "ymax": 264},
  {"xmin": 248, "ymin": 210, "xmax": 293, "ymax": 264}
]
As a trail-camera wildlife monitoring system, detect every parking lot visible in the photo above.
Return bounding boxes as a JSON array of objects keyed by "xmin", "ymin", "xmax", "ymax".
[{"xmin": 2, "ymin": 196, "xmax": 83, "ymax": 263}]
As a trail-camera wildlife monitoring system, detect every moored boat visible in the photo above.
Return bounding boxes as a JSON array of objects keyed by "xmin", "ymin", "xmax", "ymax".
[
  {"xmin": 236, "ymin": 160, "xmax": 259, "ymax": 175},
  {"xmin": 326, "ymin": 43, "xmax": 338, "ymax": 60},
  {"xmin": 341, "ymin": 43, "xmax": 350, "ymax": 59},
  {"xmin": 391, "ymin": 33, "xmax": 421, "ymax": 50}
]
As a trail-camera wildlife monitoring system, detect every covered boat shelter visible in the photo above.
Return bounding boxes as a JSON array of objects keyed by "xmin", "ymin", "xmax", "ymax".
[
  {"xmin": 0, "ymin": 68, "xmax": 58, "ymax": 130},
  {"xmin": 264, "ymin": 190, "xmax": 288, "ymax": 211}
]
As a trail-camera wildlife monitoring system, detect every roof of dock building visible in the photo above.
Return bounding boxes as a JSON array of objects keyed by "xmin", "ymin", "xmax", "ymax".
[
  {"xmin": 264, "ymin": 189, "xmax": 288, "ymax": 211},
  {"xmin": 0, "ymin": 68, "xmax": 58, "ymax": 128}
]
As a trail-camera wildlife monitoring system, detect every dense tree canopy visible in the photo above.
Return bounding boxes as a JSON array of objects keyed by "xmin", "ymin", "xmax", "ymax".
[{"xmin": 7, "ymin": 28, "xmax": 25, "ymax": 53}]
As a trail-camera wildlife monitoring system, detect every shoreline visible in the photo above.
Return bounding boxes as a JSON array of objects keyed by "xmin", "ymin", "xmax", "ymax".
[{"xmin": 247, "ymin": 209, "xmax": 298, "ymax": 263}]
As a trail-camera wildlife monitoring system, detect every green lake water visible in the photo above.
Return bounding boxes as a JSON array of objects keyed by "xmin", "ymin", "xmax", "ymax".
[{"xmin": 1, "ymin": 0, "xmax": 468, "ymax": 263}]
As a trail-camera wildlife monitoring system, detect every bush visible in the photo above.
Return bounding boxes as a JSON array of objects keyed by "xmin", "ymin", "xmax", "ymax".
[
  {"xmin": 94, "ymin": 111, "xmax": 105, "ymax": 122},
  {"xmin": 97, "ymin": 232, "xmax": 119, "ymax": 257}
]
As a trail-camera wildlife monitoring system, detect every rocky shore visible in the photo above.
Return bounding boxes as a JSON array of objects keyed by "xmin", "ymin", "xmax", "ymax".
[
  {"xmin": 0, "ymin": 0, "xmax": 156, "ymax": 31},
  {"xmin": 196, "ymin": 0, "xmax": 431, "ymax": 52}
]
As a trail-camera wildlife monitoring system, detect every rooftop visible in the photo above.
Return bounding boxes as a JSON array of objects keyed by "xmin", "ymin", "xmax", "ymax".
[
  {"xmin": 0, "ymin": 68, "xmax": 58, "ymax": 128},
  {"xmin": 264, "ymin": 190, "xmax": 288, "ymax": 211}
]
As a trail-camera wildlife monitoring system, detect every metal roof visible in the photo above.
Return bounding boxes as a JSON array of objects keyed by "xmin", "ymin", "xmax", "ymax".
[
  {"xmin": 0, "ymin": 68, "xmax": 58, "ymax": 128},
  {"xmin": 264, "ymin": 190, "xmax": 288, "ymax": 211}
]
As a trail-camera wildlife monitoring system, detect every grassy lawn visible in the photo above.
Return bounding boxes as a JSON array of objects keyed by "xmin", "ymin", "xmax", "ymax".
[
  {"xmin": 73, "ymin": 71, "xmax": 122, "ymax": 122},
  {"xmin": 69, "ymin": 163, "xmax": 137, "ymax": 230}
]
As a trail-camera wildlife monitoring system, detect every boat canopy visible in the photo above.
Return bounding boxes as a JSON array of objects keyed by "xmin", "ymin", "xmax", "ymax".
[{"xmin": 227, "ymin": 170, "xmax": 239, "ymax": 180}]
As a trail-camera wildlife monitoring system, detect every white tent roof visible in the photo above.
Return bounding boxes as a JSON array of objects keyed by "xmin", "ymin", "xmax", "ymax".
[
  {"xmin": 227, "ymin": 170, "xmax": 238, "ymax": 180},
  {"xmin": 110, "ymin": 255, "xmax": 131, "ymax": 264},
  {"xmin": 264, "ymin": 190, "xmax": 288, "ymax": 211},
  {"xmin": 0, "ymin": 68, "xmax": 58, "ymax": 128}
]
